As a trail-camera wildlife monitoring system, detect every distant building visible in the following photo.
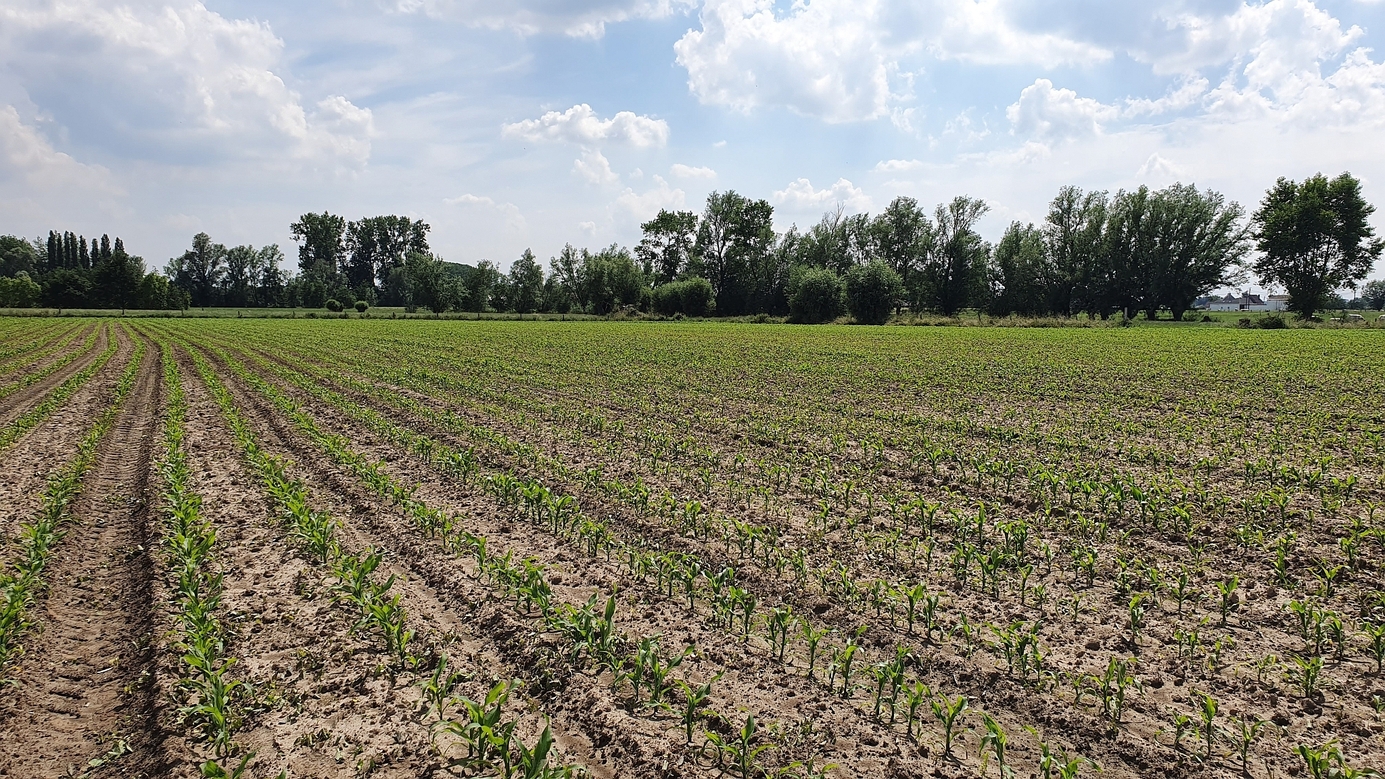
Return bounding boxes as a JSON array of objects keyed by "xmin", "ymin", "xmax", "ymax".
[
  {"xmin": 1206, "ymin": 291, "xmax": 1266, "ymax": 311},
  {"xmin": 1256, "ymin": 295, "xmax": 1290, "ymax": 312}
]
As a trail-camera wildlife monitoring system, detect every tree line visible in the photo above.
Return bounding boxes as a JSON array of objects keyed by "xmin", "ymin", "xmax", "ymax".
[{"xmin": 0, "ymin": 172, "xmax": 1378, "ymax": 320}]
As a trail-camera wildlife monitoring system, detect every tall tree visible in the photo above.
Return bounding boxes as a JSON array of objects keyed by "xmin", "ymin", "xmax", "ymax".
[
  {"xmin": 636, "ymin": 210, "xmax": 699, "ymax": 285},
  {"xmin": 1148, "ymin": 184, "xmax": 1249, "ymax": 321},
  {"xmin": 93, "ymin": 244, "xmax": 144, "ymax": 312},
  {"xmin": 1104, "ymin": 187, "xmax": 1160, "ymax": 320},
  {"xmin": 921, "ymin": 196, "xmax": 990, "ymax": 316},
  {"xmin": 169, "ymin": 232, "xmax": 228, "ymax": 307},
  {"xmin": 255, "ymin": 244, "xmax": 287, "ymax": 306},
  {"xmin": 1042, "ymin": 186, "xmax": 1109, "ymax": 316},
  {"xmin": 289, "ymin": 212, "xmax": 347, "ymax": 283},
  {"xmin": 989, "ymin": 222, "xmax": 1047, "ymax": 316},
  {"xmin": 869, "ymin": 196, "xmax": 932, "ymax": 310},
  {"xmin": 345, "ymin": 215, "xmax": 431, "ymax": 295},
  {"xmin": 508, "ymin": 249, "xmax": 545, "ymax": 313},
  {"xmin": 1252, "ymin": 172, "xmax": 1383, "ymax": 318},
  {"xmin": 692, "ymin": 191, "xmax": 775, "ymax": 316},
  {"xmin": 223, "ymin": 245, "xmax": 256, "ymax": 307}
]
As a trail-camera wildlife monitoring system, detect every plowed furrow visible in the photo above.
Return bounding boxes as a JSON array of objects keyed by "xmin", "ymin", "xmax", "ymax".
[
  {"xmin": 0, "ymin": 324, "xmax": 106, "ymax": 427},
  {"xmin": 0, "ymin": 338, "xmax": 163, "ymax": 779}
]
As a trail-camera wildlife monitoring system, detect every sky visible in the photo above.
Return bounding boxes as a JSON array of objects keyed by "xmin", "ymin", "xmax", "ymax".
[{"xmin": 2, "ymin": 0, "xmax": 1384, "ymax": 280}]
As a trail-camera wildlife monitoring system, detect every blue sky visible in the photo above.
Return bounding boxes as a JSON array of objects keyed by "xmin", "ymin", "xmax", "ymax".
[{"xmin": 2, "ymin": 0, "xmax": 1384, "ymax": 284}]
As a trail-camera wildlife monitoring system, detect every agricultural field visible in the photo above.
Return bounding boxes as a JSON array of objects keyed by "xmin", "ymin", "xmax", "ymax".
[{"xmin": 0, "ymin": 316, "xmax": 1382, "ymax": 779}]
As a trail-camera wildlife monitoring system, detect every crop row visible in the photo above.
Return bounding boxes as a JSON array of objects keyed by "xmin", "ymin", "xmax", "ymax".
[
  {"xmin": 0, "ymin": 324, "xmax": 120, "ymax": 452},
  {"xmin": 0, "ymin": 320, "xmax": 81, "ymax": 371},
  {"xmin": 0, "ymin": 323, "xmax": 101, "ymax": 402},
  {"xmin": 0, "ymin": 336, "xmax": 144, "ymax": 678},
  {"xmin": 182, "ymin": 341, "xmax": 581, "ymax": 778},
  {"xmin": 203, "ymin": 336, "xmax": 1108, "ymax": 778},
  {"xmin": 207, "ymin": 324, "xmax": 1385, "ymax": 770}
]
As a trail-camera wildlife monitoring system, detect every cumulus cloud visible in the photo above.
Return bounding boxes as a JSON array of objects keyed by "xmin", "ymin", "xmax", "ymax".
[
  {"xmin": 873, "ymin": 158, "xmax": 925, "ymax": 173},
  {"xmin": 614, "ymin": 175, "xmax": 685, "ymax": 221},
  {"xmin": 771, "ymin": 178, "xmax": 871, "ymax": 212},
  {"xmin": 573, "ymin": 149, "xmax": 619, "ymax": 185},
  {"xmin": 392, "ymin": 0, "xmax": 695, "ymax": 38},
  {"xmin": 670, "ymin": 163, "xmax": 716, "ymax": 179},
  {"xmin": 444, "ymin": 193, "xmax": 526, "ymax": 231},
  {"xmin": 0, "ymin": 0, "xmax": 373, "ymax": 167},
  {"xmin": 0, "ymin": 106, "xmax": 118, "ymax": 192},
  {"xmin": 674, "ymin": 0, "xmax": 1111, "ymax": 122},
  {"xmin": 502, "ymin": 104, "xmax": 669, "ymax": 148},
  {"xmin": 1007, "ymin": 79, "xmax": 1120, "ymax": 142}
]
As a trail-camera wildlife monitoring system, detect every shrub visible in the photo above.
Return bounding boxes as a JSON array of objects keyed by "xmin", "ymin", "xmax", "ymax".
[
  {"xmin": 1259, "ymin": 314, "xmax": 1287, "ymax": 329},
  {"xmin": 845, "ymin": 261, "xmax": 904, "ymax": 325},
  {"xmin": 652, "ymin": 277, "xmax": 716, "ymax": 318},
  {"xmin": 354, "ymin": 300, "xmax": 369, "ymax": 313},
  {"xmin": 325, "ymin": 298, "xmax": 344, "ymax": 312},
  {"xmin": 789, "ymin": 268, "xmax": 845, "ymax": 324}
]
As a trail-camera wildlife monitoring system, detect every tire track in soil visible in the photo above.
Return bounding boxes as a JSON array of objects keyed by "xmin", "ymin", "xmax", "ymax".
[
  {"xmin": 0, "ymin": 337, "xmax": 165, "ymax": 779},
  {"xmin": 0, "ymin": 323, "xmax": 107, "ymax": 428},
  {"xmin": 0, "ymin": 328, "xmax": 137, "ymax": 541},
  {"xmin": 184, "ymin": 346, "xmax": 672, "ymax": 778}
]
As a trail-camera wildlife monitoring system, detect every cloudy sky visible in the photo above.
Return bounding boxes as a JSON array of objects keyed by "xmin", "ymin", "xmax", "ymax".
[{"xmin": 2, "ymin": 0, "xmax": 1384, "ymax": 275}]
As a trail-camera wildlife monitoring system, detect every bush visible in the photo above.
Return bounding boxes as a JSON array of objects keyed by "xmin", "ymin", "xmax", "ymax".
[
  {"xmin": 789, "ymin": 267, "xmax": 845, "ymax": 324},
  {"xmin": 1259, "ymin": 314, "xmax": 1288, "ymax": 329},
  {"xmin": 845, "ymin": 261, "xmax": 904, "ymax": 325},
  {"xmin": 652, "ymin": 277, "xmax": 716, "ymax": 318},
  {"xmin": 354, "ymin": 300, "xmax": 369, "ymax": 313},
  {"xmin": 325, "ymin": 298, "xmax": 344, "ymax": 312}
]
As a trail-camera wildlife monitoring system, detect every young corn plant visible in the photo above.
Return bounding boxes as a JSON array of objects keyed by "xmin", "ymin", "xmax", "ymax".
[
  {"xmin": 931, "ymin": 694, "xmax": 970, "ymax": 759},
  {"xmin": 978, "ymin": 713, "xmax": 1012, "ymax": 779},
  {"xmin": 674, "ymin": 674, "xmax": 719, "ymax": 744}
]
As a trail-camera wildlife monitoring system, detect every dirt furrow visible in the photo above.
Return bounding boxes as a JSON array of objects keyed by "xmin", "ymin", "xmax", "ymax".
[
  {"xmin": 0, "ymin": 337, "xmax": 164, "ymax": 779},
  {"xmin": 0, "ymin": 323, "xmax": 107, "ymax": 428},
  {"xmin": 0, "ymin": 327, "xmax": 137, "ymax": 541}
]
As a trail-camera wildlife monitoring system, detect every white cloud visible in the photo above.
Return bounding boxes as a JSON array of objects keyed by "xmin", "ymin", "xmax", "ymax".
[
  {"xmin": 502, "ymin": 104, "xmax": 669, "ymax": 148},
  {"xmin": 444, "ymin": 193, "xmax": 526, "ymax": 231},
  {"xmin": 614, "ymin": 175, "xmax": 684, "ymax": 221},
  {"xmin": 873, "ymin": 159, "xmax": 925, "ymax": 173},
  {"xmin": 0, "ymin": 106, "xmax": 118, "ymax": 193},
  {"xmin": 573, "ymin": 149, "xmax": 619, "ymax": 185},
  {"xmin": 1136, "ymin": 152, "xmax": 1187, "ymax": 182},
  {"xmin": 392, "ymin": 0, "xmax": 695, "ymax": 38},
  {"xmin": 771, "ymin": 177, "xmax": 872, "ymax": 212},
  {"xmin": 674, "ymin": 0, "xmax": 1111, "ymax": 122},
  {"xmin": 1007, "ymin": 78, "xmax": 1120, "ymax": 142},
  {"xmin": 670, "ymin": 163, "xmax": 716, "ymax": 179},
  {"xmin": 0, "ymin": 0, "xmax": 372, "ymax": 167}
]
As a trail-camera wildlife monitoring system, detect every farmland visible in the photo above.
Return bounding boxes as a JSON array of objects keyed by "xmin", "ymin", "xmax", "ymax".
[{"xmin": 0, "ymin": 317, "xmax": 1381, "ymax": 778}]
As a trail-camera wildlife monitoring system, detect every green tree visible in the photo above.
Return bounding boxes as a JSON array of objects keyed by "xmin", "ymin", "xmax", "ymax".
[
  {"xmin": 869, "ymin": 197, "xmax": 932, "ymax": 310},
  {"xmin": 0, "ymin": 235, "xmax": 39, "ymax": 277},
  {"xmin": 1252, "ymin": 172, "xmax": 1384, "ymax": 318},
  {"xmin": 222, "ymin": 245, "xmax": 256, "ymax": 307},
  {"xmin": 168, "ymin": 232, "xmax": 227, "ymax": 307},
  {"xmin": 345, "ymin": 215, "xmax": 431, "ymax": 295},
  {"xmin": 990, "ymin": 222, "xmax": 1048, "ymax": 316},
  {"xmin": 43, "ymin": 268, "xmax": 93, "ymax": 309},
  {"xmin": 508, "ymin": 249, "xmax": 545, "ymax": 313},
  {"xmin": 1361, "ymin": 279, "xmax": 1385, "ymax": 310},
  {"xmin": 94, "ymin": 247, "xmax": 145, "ymax": 312},
  {"xmin": 637, "ymin": 209, "xmax": 699, "ymax": 284},
  {"xmin": 405, "ymin": 251, "xmax": 456, "ymax": 314},
  {"xmin": 462, "ymin": 260, "xmax": 501, "ymax": 313},
  {"xmin": 921, "ymin": 196, "xmax": 990, "ymax": 316},
  {"xmin": 692, "ymin": 191, "xmax": 775, "ymax": 316},
  {"xmin": 1148, "ymin": 184, "xmax": 1250, "ymax": 321},
  {"xmin": 845, "ymin": 261, "xmax": 904, "ymax": 324},
  {"xmin": 580, "ymin": 245, "xmax": 645, "ymax": 315},
  {"xmin": 0, "ymin": 272, "xmax": 42, "ymax": 308},
  {"xmin": 1042, "ymin": 186, "xmax": 1109, "ymax": 316},
  {"xmin": 289, "ymin": 212, "xmax": 347, "ymax": 284},
  {"xmin": 788, "ymin": 266, "xmax": 845, "ymax": 324}
]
